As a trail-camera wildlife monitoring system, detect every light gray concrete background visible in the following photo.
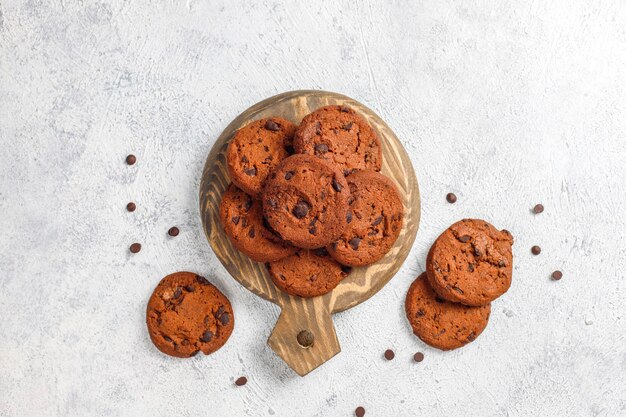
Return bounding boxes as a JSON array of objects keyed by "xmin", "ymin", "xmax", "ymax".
[{"xmin": 1, "ymin": 1, "xmax": 625, "ymax": 416}]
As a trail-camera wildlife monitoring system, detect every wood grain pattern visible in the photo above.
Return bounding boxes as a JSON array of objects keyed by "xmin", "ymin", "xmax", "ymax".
[{"xmin": 199, "ymin": 90, "xmax": 420, "ymax": 376}]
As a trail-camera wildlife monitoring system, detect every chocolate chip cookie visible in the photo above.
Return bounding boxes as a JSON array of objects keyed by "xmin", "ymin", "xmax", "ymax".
[
  {"xmin": 226, "ymin": 117, "xmax": 296, "ymax": 197},
  {"xmin": 220, "ymin": 184, "xmax": 296, "ymax": 262},
  {"xmin": 267, "ymin": 249, "xmax": 351, "ymax": 297},
  {"xmin": 426, "ymin": 219, "xmax": 514, "ymax": 306},
  {"xmin": 405, "ymin": 273, "xmax": 491, "ymax": 350},
  {"xmin": 262, "ymin": 154, "xmax": 350, "ymax": 249},
  {"xmin": 326, "ymin": 170, "xmax": 403, "ymax": 266},
  {"xmin": 146, "ymin": 272, "xmax": 234, "ymax": 358},
  {"xmin": 293, "ymin": 105, "xmax": 382, "ymax": 175}
]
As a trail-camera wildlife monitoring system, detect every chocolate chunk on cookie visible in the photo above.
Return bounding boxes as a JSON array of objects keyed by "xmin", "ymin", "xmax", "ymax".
[
  {"xmin": 426, "ymin": 219, "xmax": 514, "ymax": 306},
  {"xmin": 220, "ymin": 184, "xmax": 296, "ymax": 262},
  {"xmin": 146, "ymin": 272, "xmax": 234, "ymax": 358},
  {"xmin": 326, "ymin": 171, "xmax": 403, "ymax": 266},
  {"xmin": 405, "ymin": 273, "xmax": 491, "ymax": 350},
  {"xmin": 262, "ymin": 154, "xmax": 350, "ymax": 249},
  {"xmin": 267, "ymin": 249, "xmax": 350, "ymax": 297},
  {"xmin": 226, "ymin": 117, "xmax": 296, "ymax": 197},
  {"xmin": 294, "ymin": 105, "xmax": 382, "ymax": 174}
]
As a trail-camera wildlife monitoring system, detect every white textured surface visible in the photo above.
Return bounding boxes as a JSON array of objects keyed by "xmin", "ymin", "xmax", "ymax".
[{"xmin": 1, "ymin": 1, "xmax": 626, "ymax": 416}]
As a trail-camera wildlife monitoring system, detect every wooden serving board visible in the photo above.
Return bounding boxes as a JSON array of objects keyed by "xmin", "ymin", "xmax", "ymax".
[{"xmin": 199, "ymin": 90, "xmax": 420, "ymax": 376}]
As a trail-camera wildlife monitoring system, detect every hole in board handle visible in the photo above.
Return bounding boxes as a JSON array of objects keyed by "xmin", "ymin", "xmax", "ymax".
[{"xmin": 296, "ymin": 330, "xmax": 314, "ymax": 348}]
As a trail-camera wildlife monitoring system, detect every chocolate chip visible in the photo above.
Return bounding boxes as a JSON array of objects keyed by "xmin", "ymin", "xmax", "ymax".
[
  {"xmin": 215, "ymin": 306, "xmax": 225, "ymax": 318},
  {"xmin": 292, "ymin": 201, "xmax": 310, "ymax": 219},
  {"xmin": 241, "ymin": 218, "xmax": 248, "ymax": 227},
  {"xmin": 552, "ymin": 270, "xmax": 563, "ymax": 280},
  {"xmin": 313, "ymin": 248, "xmax": 329, "ymax": 257},
  {"xmin": 498, "ymin": 260, "xmax": 506, "ymax": 267},
  {"xmin": 314, "ymin": 121, "xmax": 322, "ymax": 135},
  {"xmin": 339, "ymin": 105, "xmax": 350, "ymax": 113},
  {"xmin": 163, "ymin": 335, "xmax": 173, "ymax": 343},
  {"xmin": 372, "ymin": 216, "xmax": 383, "ymax": 226},
  {"xmin": 473, "ymin": 247, "xmax": 481, "ymax": 257},
  {"xmin": 332, "ymin": 241, "xmax": 338, "ymax": 251},
  {"xmin": 265, "ymin": 120, "xmax": 280, "ymax": 131},
  {"xmin": 297, "ymin": 330, "xmax": 315, "ymax": 347},
  {"xmin": 241, "ymin": 155, "xmax": 248, "ymax": 163},
  {"xmin": 332, "ymin": 178, "xmax": 343, "ymax": 192},
  {"xmin": 184, "ymin": 285, "xmax": 195, "ymax": 292},
  {"xmin": 435, "ymin": 296, "xmax": 446, "ymax": 304},
  {"xmin": 244, "ymin": 167, "xmax": 257, "ymax": 176},
  {"xmin": 126, "ymin": 154, "xmax": 136, "ymax": 165},
  {"xmin": 416, "ymin": 309, "xmax": 425, "ymax": 317},
  {"xmin": 459, "ymin": 235, "xmax": 470, "ymax": 243},
  {"xmin": 200, "ymin": 331, "xmax": 213, "ymax": 342},
  {"xmin": 126, "ymin": 202, "xmax": 136, "ymax": 212},
  {"xmin": 413, "ymin": 352, "xmax": 425, "ymax": 362},
  {"xmin": 342, "ymin": 122, "xmax": 353, "ymax": 131},
  {"xmin": 129, "ymin": 243, "xmax": 141, "ymax": 253},
  {"xmin": 220, "ymin": 313, "xmax": 230, "ymax": 325},
  {"xmin": 467, "ymin": 332, "xmax": 477, "ymax": 342},
  {"xmin": 341, "ymin": 265, "xmax": 352, "ymax": 274},
  {"xmin": 235, "ymin": 376, "xmax": 248, "ymax": 386},
  {"xmin": 349, "ymin": 237, "xmax": 361, "ymax": 250},
  {"xmin": 285, "ymin": 171, "xmax": 295, "ymax": 180},
  {"xmin": 248, "ymin": 227, "xmax": 255, "ymax": 238},
  {"xmin": 279, "ymin": 274, "xmax": 286, "ymax": 281},
  {"xmin": 533, "ymin": 204, "xmax": 544, "ymax": 214},
  {"xmin": 173, "ymin": 288, "xmax": 182, "ymax": 299},
  {"xmin": 196, "ymin": 275, "xmax": 210, "ymax": 285},
  {"xmin": 314, "ymin": 143, "xmax": 329, "ymax": 154},
  {"xmin": 531, "ymin": 245, "xmax": 541, "ymax": 255},
  {"xmin": 384, "ymin": 349, "xmax": 395, "ymax": 360},
  {"xmin": 346, "ymin": 211, "xmax": 353, "ymax": 223},
  {"xmin": 244, "ymin": 197, "xmax": 253, "ymax": 211},
  {"xmin": 355, "ymin": 406, "xmax": 366, "ymax": 417},
  {"xmin": 231, "ymin": 215, "xmax": 240, "ymax": 225},
  {"xmin": 446, "ymin": 193, "xmax": 457, "ymax": 203},
  {"xmin": 168, "ymin": 227, "xmax": 179, "ymax": 237},
  {"xmin": 308, "ymin": 226, "xmax": 316, "ymax": 235}
]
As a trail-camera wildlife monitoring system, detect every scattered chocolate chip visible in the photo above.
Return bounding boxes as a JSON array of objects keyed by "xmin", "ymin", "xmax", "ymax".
[
  {"xmin": 241, "ymin": 218, "xmax": 248, "ymax": 227},
  {"xmin": 244, "ymin": 167, "xmax": 257, "ymax": 177},
  {"xmin": 473, "ymin": 247, "xmax": 481, "ymax": 257},
  {"xmin": 314, "ymin": 143, "xmax": 329, "ymax": 154},
  {"xmin": 231, "ymin": 215, "xmax": 240, "ymax": 225},
  {"xmin": 184, "ymin": 285, "xmax": 195, "ymax": 292},
  {"xmin": 533, "ymin": 204, "xmax": 544, "ymax": 214},
  {"xmin": 181, "ymin": 339, "xmax": 190, "ymax": 346},
  {"xmin": 168, "ymin": 227, "xmax": 179, "ymax": 237},
  {"xmin": 129, "ymin": 243, "xmax": 141, "ymax": 253},
  {"xmin": 416, "ymin": 309, "xmax": 425, "ymax": 317},
  {"xmin": 126, "ymin": 154, "xmax": 136, "ymax": 165},
  {"xmin": 264, "ymin": 120, "xmax": 280, "ymax": 132},
  {"xmin": 173, "ymin": 288, "xmax": 182, "ymax": 299},
  {"xmin": 215, "ymin": 306, "xmax": 225, "ymax": 318},
  {"xmin": 297, "ymin": 330, "xmax": 315, "ymax": 347},
  {"xmin": 313, "ymin": 248, "xmax": 329, "ymax": 257},
  {"xmin": 220, "ymin": 313, "xmax": 230, "ymax": 325},
  {"xmin": 248, "ymin": 227, "xmax": 256, "ymax": 238},
  {"xmin": 340, "ymin": 105, "xmax": 350, "ymax": 113},
  {"xmin": 332, "ymin": 178, "xmax": 343, "ymax": 192},
  {"xmin": 531, "ymin": 245, "xmax": 541, "ymax": 255},
  {"xmin": 446, "ymin": 193, "xmax": 457, "ymax": 204},
  {"xmin": 342, "ymin": 122, "xmax": 353, "ymax": 131},
  {"xmin": 241, "ymin": 155, "xmax": 248, "ymax": 163},
  {"xmin": 414, "ymin": 352, "xmax": 425, "ymax": 362},
  {"xmin": 459, "ymin": 235, "xmax": 470, "ymax": 243},
  {"xmin": 349, "ymin": 237, "xmax": 361, "ymax": 250},
  {"xmin": 384, "ymin": 349, "xmax": 395, "ymax": 360},
  {"xmin": 355, "ymin": 406, "xmax": 366, "ymax": 417},
  {"xmin": 163, "ymin": 335, "xmax": 173, "ymax": 343},
  {"xmin": 284, "ymin": 171, "xmax": 295, "ymax": 180},
  {"xmin": 308, "ymin": 226, "xmax": 316, "ymax": 235},
  {"xmin": 346, "ymin": 211, "xmax": 353, "ymax": 223},
  {"xmin": 498, "ymin": 260, "xmax": 506, "ymax": 267},
  {"xmin": 372, "ymin": 216, "xmax": 383, "ymax": 227},
  {"xmin": 292, "ymin": 201, "xmax": 310, "ymax": 219},
  {"xmin": 126, "ymin": 202, "xmax": 136, "ymax": 212},
  {"xmin": 552, "ymin": 270, "xmax": 563, "ymax": 280},
  {"xmin": 467, "ymin": 332, "xmax": 477, "ymax": 342},
  {"xmin": 341, "ymin": 265, "xmax": 352, "ymax": 274},
  {"xmin": 200, "ymin": 331, "xmax": 213, "ymax": 343},
  {"xmin": 331, "ymin": 241, "xmax": 338, "ymax": 251},
  {"xmin": 468, "ymin": 263, "xmax": 475, "ymax": 272},
  {"xmin": 235, "ymin": 376, "xmax": 248, "ymax": 386},
  {"xmin": 196, "ymin": 275, "xmax": 210, "ymax": 285}
]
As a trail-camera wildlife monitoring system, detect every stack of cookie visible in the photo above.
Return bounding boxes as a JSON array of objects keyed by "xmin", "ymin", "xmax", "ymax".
[
  {"xmin": 405, "ymin": 219, "xmax": 514, "ymax": 350},
  {"xmin": 220, "ymin": 105, "xmax": 404, "ymax": 298}
]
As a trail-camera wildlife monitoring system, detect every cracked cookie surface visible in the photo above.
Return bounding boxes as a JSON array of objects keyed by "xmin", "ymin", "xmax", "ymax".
[
  {"xmin": 226, "ymin": 117, "xmax": 296, "ymax": 197},
  {"xmin": 293, "ymin": 105, "xmax": 382, "ymax": 175},
  {"xmin": 267, "ymin": 249, "xmax": 351, "ymax": 297},
  {"xmin": 146, "ymin": 272, "xmax": 234, "ymax": 358},
  {"xmin": 426, "ymin": 219, "xmax": 514, "ymax": 306},
  {"xmin": 326, "ymin": 170, "xmax": 403, "ymax": 266},
  {"xmin": 262, "ymin": 154, "xmax": 350, "ymax": 249},
  {"xmin": 405, "ymin": 273, "xmax": 491, "ymax": 350},
  {"xmin": 220, "ymin": 184, "xmax": 296, "ymax": 262}
]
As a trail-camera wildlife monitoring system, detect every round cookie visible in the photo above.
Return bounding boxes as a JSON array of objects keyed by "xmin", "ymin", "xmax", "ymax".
[
  {"xmin": 326, "ymin": 170, "xmax": 403, "ymax": 266},
  {"xmin": 220, "ymin": 184, "xmax": 296, "ymax": 263},
  {"xmin": 293, "ymin": 105, "xmax": 382, "ymax": 175},
  {"xmin": 146, "ymin": 272, "xmax": 234, "ymax": 358},
  {"xmin": 405, "ymin": 273, "xmax": 491, "ymax": 350},
  {"xmin": 226, "ymin": 117, "xmax": 296, "ymax": 197},
  {"xmin": 262, "ymin": 154, "xmax": 350, "ymax": 249},
  {"xmin": 267, "ymin": 248, "xmax": 351, "ymax": 297},
  {"xmin": 426, "ymin": 219, "xmax": 514, "ymax": 307}
]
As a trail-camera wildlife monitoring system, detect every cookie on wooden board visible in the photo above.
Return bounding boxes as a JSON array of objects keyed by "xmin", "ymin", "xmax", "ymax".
[
  {"xmin": 262, "ymin": 154, "xmax": 350, "ymax": 249},
  {"xmin": 226, "ymin": 117, "xmax": 296, "ymax": 197},
  {"xmin": 220, "ymin": 184, "xmax": 296, "ymax": 262},
  {"xmin": 146, "ymin": 272, "xmax": 234, "ymax": 358},
  {"xmin": 405, "ymin": 273, "xmax": 491, "ymax": 350},
  {"xmin": 267, "ymin": 248, "xmax": 351, "ymax": 298},
  {"xmin": 326, "ymin": 170, "xmax": 403, "ymax": 266},
  {"xmin": 293, "ymin": 105, "xmax": 382, "ymax": 175},
  {"xmin": 426, "ymin": 219, "xmax": 514, "ymax": 306}
]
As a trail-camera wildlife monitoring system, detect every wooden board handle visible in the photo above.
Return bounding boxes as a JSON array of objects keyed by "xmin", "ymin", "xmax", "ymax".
[{"xmin": 267, "ymin": 296, "xmax": 340, "ymax": 376}]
